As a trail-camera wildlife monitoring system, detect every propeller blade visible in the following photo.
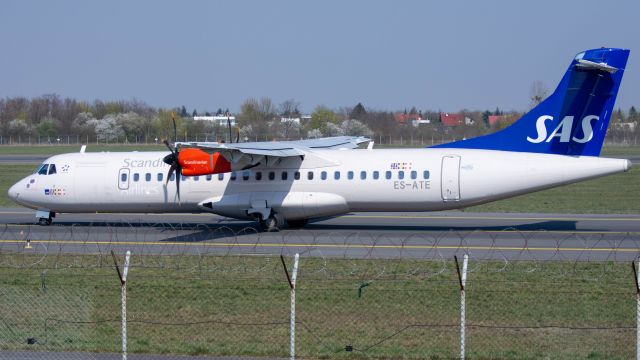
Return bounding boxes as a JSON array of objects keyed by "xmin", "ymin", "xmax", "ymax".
[
  {"xmin": 171, "ymin": 112, "xmax": 177, "ymax": 142},
  {"xmin": 166, "ymin": 163, "xmax": 177, "ymax": 185},
  {"xmin": 175, "ymin": 168, "xmax": 181, "ymax": 202},
  {"xmin": 236, "ymin": 128, "xmax": 240, "ymax": 143},
  {"xmin": 227, "ymin": 116, "xmax": 232, "ymax": 143},
  {"xmin": 163, "ymin": 139, "xmax": 175, "ymax": 154}
]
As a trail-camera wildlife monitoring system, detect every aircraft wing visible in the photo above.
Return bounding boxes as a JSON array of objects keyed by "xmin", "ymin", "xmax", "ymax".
[{"xmin": 175, "ymin": 136, "xmax": 370, "ymax": 163}]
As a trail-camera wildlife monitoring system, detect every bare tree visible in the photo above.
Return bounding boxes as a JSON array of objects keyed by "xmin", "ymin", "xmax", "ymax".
[{"xmin": 529, "ymin": 81, "xmax": 549, "ymax": 109}]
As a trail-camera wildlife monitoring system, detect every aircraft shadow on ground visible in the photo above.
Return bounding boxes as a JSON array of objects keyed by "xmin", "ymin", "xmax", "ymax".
[{"xmin": 13, "ymin": 219, "xmax": 586, "ymax": 244}]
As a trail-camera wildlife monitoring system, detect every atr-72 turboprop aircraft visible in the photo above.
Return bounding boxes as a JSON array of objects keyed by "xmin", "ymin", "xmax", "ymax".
[{"xmin": 8, "ymin": 48, "xmax": 632, "ymax": 231}]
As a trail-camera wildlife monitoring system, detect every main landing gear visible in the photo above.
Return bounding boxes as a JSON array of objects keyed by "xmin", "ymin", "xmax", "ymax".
[
  {"xmin": 36, "ymin": 209, "xmax": 54, "ymax": 226},
  {"xmin": 259, "ymin": 212, "xmax": 284, "ymax": 232}
]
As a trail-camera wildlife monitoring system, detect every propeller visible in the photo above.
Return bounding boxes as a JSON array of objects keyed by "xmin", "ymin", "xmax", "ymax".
[
  {"xmin": 227, "ymin": 113, "xmax": 233, "ymax": 143},
  {"xmin": 162, "ymin": 113, "xmax": 181, "ymax": 202}
]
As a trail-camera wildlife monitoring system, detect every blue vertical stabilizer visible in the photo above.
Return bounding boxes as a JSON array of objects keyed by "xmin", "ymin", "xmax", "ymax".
[{"xmin": 433, "ymin": 48, "xmax": 629, "ymax": 156}]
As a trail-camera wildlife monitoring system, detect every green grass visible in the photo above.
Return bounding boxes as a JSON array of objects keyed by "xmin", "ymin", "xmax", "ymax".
[{"xmin": 0, "ymin": 255, "xmax": 634, "ymax": 359}]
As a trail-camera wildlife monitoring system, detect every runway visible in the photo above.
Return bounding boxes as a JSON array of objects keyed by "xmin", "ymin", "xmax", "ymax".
[{"xmin": 0, "ymin": 208, "xmax": 639, "ymax": 262}]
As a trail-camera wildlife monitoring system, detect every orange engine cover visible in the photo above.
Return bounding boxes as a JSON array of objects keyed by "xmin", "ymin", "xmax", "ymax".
[{"xmin": 178, "ymin": 148, "xmax": 231, "ymax": 176}]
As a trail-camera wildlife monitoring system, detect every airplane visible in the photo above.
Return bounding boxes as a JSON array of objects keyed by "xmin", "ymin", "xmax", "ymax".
[{"xmin": 7, "ymin": 47, "xmax": 632, "ymax": 231}]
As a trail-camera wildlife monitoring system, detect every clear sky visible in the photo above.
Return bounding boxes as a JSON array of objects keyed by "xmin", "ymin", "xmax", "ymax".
[{"xmin": 1, "ymin": 0, "xmax": 638, "ymax": 114}]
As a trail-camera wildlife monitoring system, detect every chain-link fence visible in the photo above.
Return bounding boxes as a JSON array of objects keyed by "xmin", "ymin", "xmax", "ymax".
[{"xmin": 0, "ymin": 224, "xmax": 638, "ymax": 359}]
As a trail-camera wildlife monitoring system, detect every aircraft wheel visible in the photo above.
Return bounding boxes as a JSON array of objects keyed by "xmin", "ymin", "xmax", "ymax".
[
  {"xmin": 260, "ymin": 215, "xmax": 280, "ymax": 232},
  {"xmin": 287, "ymin": 219, "xmax": 308, "ymax": 229},
  {"xmin": 38, "ymin": 217, "xmax": 52, "ymax": 226}
]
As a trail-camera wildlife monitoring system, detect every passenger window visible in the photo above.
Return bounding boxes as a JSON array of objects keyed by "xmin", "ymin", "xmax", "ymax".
[
  {"xmin": 230, "ymin": 172, "xmax": 237, "ymax": 181},
  {"xmin": 194, "ymin": 176, "xmax": 200, "ymax": 181},
  {"xmin": 157, "ymin": 173, "xmax": 163, "ymax": 182},
  {"xmin": 398, "ymin": 171, "xmax": 405, "ymax": 180},
  {"xmin": 145, "ymin": 173, "xmax": 151, "ymax": 182},
  {"xmin": 181, "ymin": 175, "xmax": 187, "ymax": 181},
  {"xmin": 133, "ymin": 173, "xmax": 140, "ymax": 182},
  {"xmin": 307, "ymin": 171, "xmax": 314, "ymax": 180},
  {"xmin": 243, "ymin": 171, "xmax": 250, "ymax": 181},
  {"xmin": 411, "ymin": 171, "xmax": 417, "ymax": 180},
  {"xmin": 38, "ymin": 164, "xmax": 49, "ymax": 175},
  {"xmin": 268, "ymin": 171, "xmax": 275, "ymax": 180},
  {"xmin": 206, "ymin": 174, "xmax": 212, "ymax": 181},
  {"xmin": 281, "ymin": 171, "xmax": 288, "ymax": 180},
  {"xmin": 385, "ymin": 171, "xmax": 392, "ymax": 180},
  {"xmin": 294, "ymin": 171, "xmax": 300, "ymax": 180},
  {"xmin": 321, "ymin": 171, "xmax": 327, "ymax": 180},
  {"xmin": 218, "ymin": 173, "xmax": 224, "ymax": 181},
  {"xmin": 121, "ymin": 173, "xmax": 127, "ymax": 182},
  {"xmin": 360, "ymin": 171, "xmax": 366, "ymax": 180},
  {"xmin": 373, "ymin": 171, "xmax": 379, "ymax": 180},
  {"xmin": 348, "ymin": 171, "xmax": 354, "ymax": 180},
  {"xmin": 48, "ymin": 164, "xmax": 57, "ymax": 175},
  {"xmin": 334, "ymin": 171, "xmax": 340, "ymax": 180},
  {"xmin": 255, "ymin": 172, "xmax": 262, "ymax": 181},
  {"xmin": 169, "ymin": 173, "xmax": 175, "ymax": 181},
  {"xmin": 423, "ymin": 170, "xmax": 430, "ymax": 179}
]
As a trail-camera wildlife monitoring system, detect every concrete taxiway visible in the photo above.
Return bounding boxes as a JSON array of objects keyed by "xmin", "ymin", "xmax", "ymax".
[{"xmin": 0, "ymin": 208, "xmax": 638, "ymax": 261}]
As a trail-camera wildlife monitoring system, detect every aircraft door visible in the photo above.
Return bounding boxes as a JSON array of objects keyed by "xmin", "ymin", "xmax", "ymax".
[
  {"xmin": 441, "ymin": 156, "xmax": 460, "ymax": 201},
  {"xmin": 118, "ymin": 168, "xmax": 130, "ymax": 190}
]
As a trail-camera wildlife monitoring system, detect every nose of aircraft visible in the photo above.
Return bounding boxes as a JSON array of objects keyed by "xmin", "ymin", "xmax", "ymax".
[{"xmin": 8, "ymin": 182, "xmax": 20, "ymax": 202}]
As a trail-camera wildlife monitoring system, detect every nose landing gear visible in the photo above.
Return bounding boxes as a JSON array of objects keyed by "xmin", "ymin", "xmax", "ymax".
[{"xmin": 36, "ymin": 209, "xmax": 54, "ymax": 226}]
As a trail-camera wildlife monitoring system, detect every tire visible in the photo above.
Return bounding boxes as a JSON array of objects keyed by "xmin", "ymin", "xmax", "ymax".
[
  {"xmin": 38, "ymin": 218, "xmax": 52, "ymax": 226},
  {"xmin": 259, "ymin": 215, "xmax": 279, "ymax": 232}
]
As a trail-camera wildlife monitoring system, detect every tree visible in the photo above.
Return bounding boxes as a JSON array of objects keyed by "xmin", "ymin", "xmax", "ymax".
[
  {"xmin": 629, "ymin": 106, "xmax": 638, "ymax": 122},
  {"xmin": 35, "ymin": 116, "xmax": 59, "ymax": 138},
  {"xmin": 89, "ymin": 115, "xmax": 124, "ymax": 142},
  {"xmin": 482, "ymin": 110, "xmax": 491, "ymax": 127},
  {"xmin": 180, "ymin": 106, "xmax": 188, "ymax": 117},
  {"xmin": 192, "ymin": 109, "xmax": 198, "ymax": 117},
  {"xmin": 340, "ymin": 119, "xmax": 373, "ymax": 137},
  {"xmin": 71, "ymin": 112, "xmax": 97, "ymax": 140},
  {"xmin": 279, "ymin": 99, "xmax": 301, "ymax": 118},
  {"xmin": 529, "ymin": 81, "xmax": 549, "ymax": 108},
  {"xmin": 349, "ymin": 103, "xmax": 367, "ymax": 120},
  {"xmin": 7, "ymin": 119, "xmax": 30, "ymax": 137},
  {"xmin": 309, "ymin": 106, "xmax": 338, "ymax": 134}
]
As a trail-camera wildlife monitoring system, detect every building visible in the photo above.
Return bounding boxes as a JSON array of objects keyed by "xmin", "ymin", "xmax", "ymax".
[
  {"xmin": 193, "ymin": 115, "xmax": 236, "ymax": 127},
  {"xmin": 394, "ymin": 113, "xmax": 423, "ymax": 125},
  {"xmin": 440, "ymin": 112, "xmax": 465, "ymax": 127}
]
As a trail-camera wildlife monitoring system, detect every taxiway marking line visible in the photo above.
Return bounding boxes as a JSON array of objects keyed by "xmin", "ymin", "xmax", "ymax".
[
  {"xmin": 1, "ymin": 239, "xmax": 639, "ymax": 253},
  {"xmin": 345, "ymin": 215, "xmax": 640, "ymax": 222},
  {"xmin": 0, "ymin": 224, "xmax": 638, "ymax": 235}
]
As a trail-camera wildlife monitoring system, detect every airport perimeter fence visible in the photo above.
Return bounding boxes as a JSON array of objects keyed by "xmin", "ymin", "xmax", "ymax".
[{"xmin": 0, "ymin": 223, "xmax": 639, "ymax": 359}]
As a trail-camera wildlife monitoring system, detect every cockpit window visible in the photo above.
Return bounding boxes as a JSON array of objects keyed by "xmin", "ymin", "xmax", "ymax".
[
  {"xmin": 37, "ymin": 164, "xmax": 49, "ymax": 175},
  {"xmin": 35, "ymin": 163, "xmax": 58, "ymax": 175}
]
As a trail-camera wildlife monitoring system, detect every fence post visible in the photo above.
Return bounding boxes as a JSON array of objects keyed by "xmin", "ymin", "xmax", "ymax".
[
  {"xmin": 455, "ymin": 254, "xmax": 469, "ymax": 360},
  {"xmin": 634, "ymin": 259, "xmax": 640, "ymax": 360},
  {"xmin": 291, "ymin": 254, "xmax": 300, "ymax": 360},
  {"xmin": 112, "ymin": 250, "xmax": 131, "ymax": 360}
]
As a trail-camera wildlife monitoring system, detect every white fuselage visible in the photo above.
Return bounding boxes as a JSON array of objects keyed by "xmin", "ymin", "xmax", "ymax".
[{"xmin": 8, "ymin": 148, "xmax": 631, "ymax": 221}]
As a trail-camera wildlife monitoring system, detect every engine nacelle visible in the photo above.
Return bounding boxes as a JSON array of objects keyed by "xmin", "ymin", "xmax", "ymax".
[{"xmin": 178, "ymin": 148, "xmax": 231, "ymax": 176}]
